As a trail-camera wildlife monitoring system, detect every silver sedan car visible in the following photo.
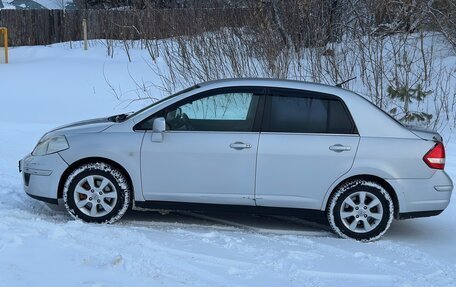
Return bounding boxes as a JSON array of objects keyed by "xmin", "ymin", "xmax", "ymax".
[{"xmin": 20, "ymin": 79, "xmax": 453, "ymax": 241}]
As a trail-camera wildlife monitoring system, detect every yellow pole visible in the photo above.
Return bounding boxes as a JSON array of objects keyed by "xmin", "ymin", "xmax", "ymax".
[
  {"xmin": 0, "ymin": 28, "xmax": 7, "ymax": 64},
  {"xmin": 4, "ymin": 28, "xmax": 8, "ymax": 64}
]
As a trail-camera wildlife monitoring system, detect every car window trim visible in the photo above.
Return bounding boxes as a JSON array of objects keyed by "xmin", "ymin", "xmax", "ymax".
[{"xmin": 260, "ymin": 131, "xmax": 360, "ymax": 137}]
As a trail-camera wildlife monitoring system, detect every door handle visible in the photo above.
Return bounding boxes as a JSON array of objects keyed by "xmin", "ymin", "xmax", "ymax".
[
  {"xmin": 329, "ymin": 144, "xmax": 351, "ymax": 152},
  {"xmin": 230, "ymin": 142, "xmax": 252, "ymax": 150}
]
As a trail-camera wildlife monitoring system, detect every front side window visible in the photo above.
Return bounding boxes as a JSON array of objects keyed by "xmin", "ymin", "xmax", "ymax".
[
  {"xmin": 264, "ymin": 92, "xmax": 355, "ymax": 134},
  {"xmin": 165, "ymin": 92, "xmax": 259, "ymax": 132}
]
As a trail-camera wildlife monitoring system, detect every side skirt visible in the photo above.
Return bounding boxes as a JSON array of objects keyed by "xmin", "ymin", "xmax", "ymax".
[{"xmin": 134, "ymin": 200, "xmax": 327, "ymax": 224}]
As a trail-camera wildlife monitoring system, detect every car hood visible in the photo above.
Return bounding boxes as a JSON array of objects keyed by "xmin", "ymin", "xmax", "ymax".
[
  {"xmin": 406, "ymin": 126, "xmax": 443, "ymax": 142},
  {"xmin": 47, "ymin": 117, "xmax": 114, "ymax": 136}
]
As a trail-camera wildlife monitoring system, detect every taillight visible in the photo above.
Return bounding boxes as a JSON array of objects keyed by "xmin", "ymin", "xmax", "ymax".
[{"xmin": 423, "ymin": 142, "xmax": 445, "ymax": 170}]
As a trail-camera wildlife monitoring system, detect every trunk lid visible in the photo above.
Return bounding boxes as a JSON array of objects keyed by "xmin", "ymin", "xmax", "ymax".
[{"xmin": 406, "ymin": 125, "xmax": 443, "ymax": 142}]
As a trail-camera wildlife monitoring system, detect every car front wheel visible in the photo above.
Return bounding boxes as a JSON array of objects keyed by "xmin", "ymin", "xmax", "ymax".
[
  {"xmin": 328, "ymin": 180, "xmax": 394, "ymax": 241},
  {"xmin": 63, "ymin": 162, "xmax": 131, "ymax": 223}
]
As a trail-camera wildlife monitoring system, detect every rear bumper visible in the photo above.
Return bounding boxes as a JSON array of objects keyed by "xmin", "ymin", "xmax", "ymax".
[
  {"xmin": 387, "ymin": 170, "xmax": 453, "ymax": 214},
  {"xmin": 20, "ymin": 153, "xmax": 68, "ymax": 204}
]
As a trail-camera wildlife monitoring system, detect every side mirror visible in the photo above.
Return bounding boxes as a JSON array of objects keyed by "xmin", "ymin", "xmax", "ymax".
[
  {"xmin": 153, "ymin": 117, "xmax": 166, "ymax": 132},
  {"xmin": 151, "ymin": 117, "xmax": 166, "ymax": 142}
]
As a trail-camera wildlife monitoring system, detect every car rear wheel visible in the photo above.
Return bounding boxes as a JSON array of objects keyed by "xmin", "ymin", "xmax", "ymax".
[
  {"xmin": 63, "ymin": 162, "xmax": 131, "ymax": 223},
  {"xmin": 328, "ymin": 180, "xmax": 394, "ymax": 241}
]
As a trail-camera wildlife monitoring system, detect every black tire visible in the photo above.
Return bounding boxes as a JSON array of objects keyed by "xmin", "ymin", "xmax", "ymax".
[
  {"xmin": 327, "ymin": 180, "xmax": 394, "ymax": 241},
  {"xmin": 63, "ymin": 162, "xmax": 131, "ymax": 223}
]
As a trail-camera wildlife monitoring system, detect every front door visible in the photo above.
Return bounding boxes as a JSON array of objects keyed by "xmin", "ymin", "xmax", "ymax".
[{"xmin": 140, "ymin": 88, "xmax": 263, "ymax": 205}]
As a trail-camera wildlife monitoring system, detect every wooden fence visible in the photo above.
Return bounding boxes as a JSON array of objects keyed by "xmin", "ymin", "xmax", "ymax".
[{"xmin": 0, "ymin": 9, "xmax": 257, "ymax": 46}]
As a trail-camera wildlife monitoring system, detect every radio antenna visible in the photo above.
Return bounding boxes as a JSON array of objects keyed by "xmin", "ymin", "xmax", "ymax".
[{"xmin": 336, "ymin": 77, "xmax": 357, "ymax": 87}]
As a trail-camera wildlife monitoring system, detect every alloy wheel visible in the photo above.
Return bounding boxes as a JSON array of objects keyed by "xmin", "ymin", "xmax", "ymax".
[
  {"xmin": 73, "ymin": 175, "xmax": 118, "ymax": 217},
  {"xmin": 339, "ymin": 191, "xmax": 383, "ymax": 233}
]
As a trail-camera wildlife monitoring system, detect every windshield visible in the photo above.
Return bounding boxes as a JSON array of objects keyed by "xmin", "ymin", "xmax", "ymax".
[{"xmin": 126, "ymin": 84, "xmax": 200, "ymax": 119}]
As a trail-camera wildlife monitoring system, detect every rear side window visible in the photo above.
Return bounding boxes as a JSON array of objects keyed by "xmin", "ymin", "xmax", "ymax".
[{"xmin": 264, "ymin": 92, "xmax": 355, "ymax": 134}]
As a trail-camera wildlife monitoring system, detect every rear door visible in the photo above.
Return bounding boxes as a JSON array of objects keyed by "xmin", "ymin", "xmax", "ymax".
[{"xmin": 255, "ymin": 88, "xmax": 360, "ymax": 209}]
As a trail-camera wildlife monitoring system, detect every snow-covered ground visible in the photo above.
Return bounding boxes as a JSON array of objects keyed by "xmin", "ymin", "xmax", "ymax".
[{"xmin": 1, "ymin": 43, "xmax": 456, "ymax": 286}]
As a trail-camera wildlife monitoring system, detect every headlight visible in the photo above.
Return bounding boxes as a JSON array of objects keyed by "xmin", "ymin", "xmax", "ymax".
[{"xmin": 32, "ymin": 135, "xmax": 69, "ymax": 156}]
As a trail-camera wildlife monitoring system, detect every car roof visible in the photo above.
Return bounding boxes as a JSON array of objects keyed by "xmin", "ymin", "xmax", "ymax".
[{"xmin": 197, "ymin": 78, "xmax": 349, "ymax": 95}]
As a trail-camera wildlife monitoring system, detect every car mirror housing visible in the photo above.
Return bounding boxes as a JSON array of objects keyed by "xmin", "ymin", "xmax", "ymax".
[
  {"xmin": 153, "ymin": 117, "xmax": 166, "ymax": 132},
  {"xmin": 152, "ymin": 117, "xmax": 166, "ymax": 142}
]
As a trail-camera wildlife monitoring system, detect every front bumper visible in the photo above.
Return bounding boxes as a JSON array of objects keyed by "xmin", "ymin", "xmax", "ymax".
[
  {"xmin": 387, "ymin": 170, "xmax": 453, "ymax": 215},
  {"xmin": 19, "ymin": 153, "xmax": 69, "ymax": 204}
]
